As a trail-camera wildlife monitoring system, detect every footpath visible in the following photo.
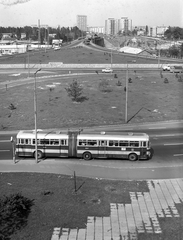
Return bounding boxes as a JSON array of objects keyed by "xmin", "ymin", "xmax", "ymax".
[{"xmin": 51, "ymin": 178, "xmax": 183, "ymax": 240}]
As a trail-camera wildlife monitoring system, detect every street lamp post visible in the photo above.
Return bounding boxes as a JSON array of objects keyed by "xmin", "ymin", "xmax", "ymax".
[
  {"xmin": 27, "ymin": 48, "xmax": 30, "ymax": 78},
  {"xmin": 125, "ymin": 62, "xmax": 129, "ymax": 123},
  {"xmin": 34, "ymin": 68, "xmax": 41, "ymax": 163},
  {"xmin": 110, "ymin": 48, "xmax": 113, "ymax": 69}
]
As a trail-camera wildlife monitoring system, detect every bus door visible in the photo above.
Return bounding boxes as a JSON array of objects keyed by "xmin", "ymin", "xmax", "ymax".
[
  {"xmin": 98, "ymin": 140, "xmax": 107, "ymax": 158},
  {"xmin": 68, "ymin": 132, "xmax": 78, "ymax": 157},
  {"xmin": 18, "ymin": 138, "xmax": 31, "ymax": 157},
  {"xmin": 140, "ymin": 141, "xmax": 147, "ymax": 158}
]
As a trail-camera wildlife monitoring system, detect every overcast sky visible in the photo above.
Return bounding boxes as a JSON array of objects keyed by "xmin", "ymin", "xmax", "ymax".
[{"xmin": 0, "ymin": 0, "xmax": 182, "ymax": 28}]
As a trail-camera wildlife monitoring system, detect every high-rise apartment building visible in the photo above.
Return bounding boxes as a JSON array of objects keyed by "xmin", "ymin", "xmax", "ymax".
[
  {"xmin": 77, "ymin": 15, "xmax": 87, "ymax": 31},
  {"xmin": 105, "ymin": 18, "xmax": 117, "ymax": 35},
  {"xmin": 105, "ymin": 17, "xmax": 130, "ymax": 35}
]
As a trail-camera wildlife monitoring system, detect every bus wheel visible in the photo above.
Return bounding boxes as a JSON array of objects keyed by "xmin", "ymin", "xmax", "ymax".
[
  {"xmin": 128, "ymin": 153, "xmax": 137, "ymax": 161},
  {"xmin": 34, "ymin": 150, "xmax": 43, "ymax": 159},
  {"xmin": 83, "ymin": 152, "xmax": 92, "ymax": 161}
]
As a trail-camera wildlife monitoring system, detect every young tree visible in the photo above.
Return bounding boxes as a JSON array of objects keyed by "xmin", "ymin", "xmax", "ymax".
[{"xmin": 65, "ymin": 79, "xmax": 84, "ymax": 102}]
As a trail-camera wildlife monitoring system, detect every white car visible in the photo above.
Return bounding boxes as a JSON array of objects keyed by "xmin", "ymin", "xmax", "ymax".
[
  {"xmin": 54, "ymin": 46, "xmax": 61, "ymax": 51},
  {"xmin": 162, "ymin": 65, "xmax": 170, "ymax": 71},
  {"xmin": 102, "ymin": 67, "xmax": 113, "ymax": 73}
]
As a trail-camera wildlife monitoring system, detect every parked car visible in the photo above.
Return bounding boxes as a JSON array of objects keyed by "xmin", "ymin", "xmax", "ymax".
[
  {"xmin": 170, "ymin": 66, "xmax": 183, "ymax": 73},
  {"xmin": 102, "ymin": 67, "xmax": 113, "ymax": 73},
  {"xmin": 162, "ymin": 65, "xmax": 170, "ymax": 71},
  {"xmin": 54, "ymin": 46, "xmax": 61, "ymax": 51}
]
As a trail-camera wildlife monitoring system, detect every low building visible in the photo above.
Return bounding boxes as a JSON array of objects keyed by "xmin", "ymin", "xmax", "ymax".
[
  {"xmin": 0, "ymin": 44, "xmax": 27, "ymax": 55},
  {"xmin": 119, "ymin": 46, "xmax": 152, "ymax": 57}
]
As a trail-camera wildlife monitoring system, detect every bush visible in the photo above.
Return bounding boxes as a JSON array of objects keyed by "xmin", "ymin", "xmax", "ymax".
[
  {"xmin": 116, "ymin": 80, "xmax": 122, "ymax": 86},
  {"xmin": 114, "ymin": 73, "xmax": 118, "ymax": 78},
  {"xmin": 99, "ymin": 79, "xmax": 112, "ymax": 92},
  {"xmin": 128, "ymin": 78, "xmax": 132, "ymax": 83},
  {"xmin": 178, "ymin": 75, "xmax": 183, "ymax": 82},
  {"xmin": 164, "ymin": 78, "xmax": 169, "ymax": 83},
  {"xmin": 0, "ymin": 193, "xmax": 34, "ymax": 240}
]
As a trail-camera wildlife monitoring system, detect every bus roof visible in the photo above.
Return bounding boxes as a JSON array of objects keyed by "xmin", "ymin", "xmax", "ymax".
[
  {"xmin": 16, "ymin": 130, "xmax": 69, "ymax": 139},
  {"xmin": 17, "ymin": 130, "xmax": 149, "ymax": 141},
  {"xmin": 78, "ymin": 132, "xmax": 149, "ymax": 141}
]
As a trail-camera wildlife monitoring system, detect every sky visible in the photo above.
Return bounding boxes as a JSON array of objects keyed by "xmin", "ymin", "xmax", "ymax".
[{"xmin": 0, "ymin": 0, "xmax": 182, "ymax": 28}]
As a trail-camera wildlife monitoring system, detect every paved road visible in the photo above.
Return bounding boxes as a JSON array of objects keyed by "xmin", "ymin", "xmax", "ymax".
[{"xmin": 0, "ymin": 120, "xmax": 183, "ymax": 180}]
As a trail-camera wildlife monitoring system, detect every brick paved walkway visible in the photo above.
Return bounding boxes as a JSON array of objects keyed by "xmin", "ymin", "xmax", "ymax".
[{"xmin": 51, "ymin": 179, "xmax": 183, "ymax": 240}]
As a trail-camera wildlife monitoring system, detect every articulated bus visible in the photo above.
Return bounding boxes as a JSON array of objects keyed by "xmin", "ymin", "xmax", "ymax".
[{"xmin": 15, "ymin": 130, "xmax": 153, "ymax": 161}]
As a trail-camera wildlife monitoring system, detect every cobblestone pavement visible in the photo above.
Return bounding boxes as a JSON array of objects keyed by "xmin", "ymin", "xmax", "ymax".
[{"xmin": 51, "ymin": 179, "xmax": 183, "ymax": 240}]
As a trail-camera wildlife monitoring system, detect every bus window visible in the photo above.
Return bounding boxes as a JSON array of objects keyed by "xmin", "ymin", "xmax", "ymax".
[
  {"xmin": 25, "ymin": 139, "xmax": 31, "ymax": 144},
  {"xmin": 99, "ymin": 140, "xmax": 107, "ymax": 146},
  {"xmin": 50, "ymin": 139, "xmax": 59, "ymax": 145},
  {"xmin": 129, "ymin": 141, "xmax": 139, "ymax": 147},
  {"xmin": 40, "ymin": 139, "xmax": 49, "ymax": 145},
  {"xmin": 88, "ymin": 140, "xmax": 97, "ymax": 146},
  {"xmin": 109, "ymin": 140, "xmax": 118, "ymax": 146},
  {"xmin": 119, "ymin": 141, "xmax": 128, "ymax": 146},
  {"xmin": 79, "ymin": 140, "xmax": 87, "ymax": 146},
  {"xmin": 20, "ymin": 139, "xmax": 25, "ymax": 144},
  {"xmin": 61, "ymin": 139, "xmax": 67, "ymax": 145}
]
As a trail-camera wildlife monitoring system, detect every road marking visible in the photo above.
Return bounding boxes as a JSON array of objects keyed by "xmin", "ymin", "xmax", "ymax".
[
  {"xmin": 174, "ymin": 154, "xmax": 183, "ymax": 157},
  {"xmin": 0, "ymin": 150, "xmax": 10, "ymax": 152},
  {"xmin": 148, "ymin": 127, "xmax": 166, "ymax": 129},
  {"xmin": 0, "ymin": 140, "xmax": 10, "ymax": 143},
  {"xmin": 153, "ymin": 133, "xmax": 183, "ymax": 137},
  {"xmin": 164, "ymin": 143, "xmax": 183, "ymax": 146}
]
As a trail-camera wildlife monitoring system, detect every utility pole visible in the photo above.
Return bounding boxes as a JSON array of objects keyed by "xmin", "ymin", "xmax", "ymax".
[
  {"xmin": 125, "ymin": 63, "xmax": 129, "ymax": 123},
  {"xmin": 34, "ymin": 68, "xmax": 41, "ymax": 163}
]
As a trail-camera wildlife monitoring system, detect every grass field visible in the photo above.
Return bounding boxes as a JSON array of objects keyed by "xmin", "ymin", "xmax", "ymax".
[{"xmin": 0, "ymin": 69, "xmax": 182, "ymax": 130}]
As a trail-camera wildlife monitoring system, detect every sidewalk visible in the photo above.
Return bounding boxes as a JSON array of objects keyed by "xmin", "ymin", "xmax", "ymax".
[{"xmin": 51, "ymin": 178, "xmax": 183, "ymax": 240}]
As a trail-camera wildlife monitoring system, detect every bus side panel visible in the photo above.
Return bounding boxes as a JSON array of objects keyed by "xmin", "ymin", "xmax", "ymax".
[
  {"xmin": 106, "ymin": 146, "xmax": 127, "ymax": 159},
  {"xmin": 43, "ymin": 145, "xmax": 61, "ymax": 157},
  {"xmin": 77, "ymin": 146, "xmax": 99, "ymax": 158},
  {"xmin": 98, "ymin": 145, "xmax": 107, "ymax": 158},
  {"xmin": 16, "ymin": 144, "xmax": 34, "ymax": 157}
]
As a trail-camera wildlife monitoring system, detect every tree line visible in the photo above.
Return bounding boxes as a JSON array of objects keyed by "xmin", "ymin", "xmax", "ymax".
[
  {"xmin": 0, "ymin": 26, "xmax": 85, "ymax": 44},
  {"xmin": 164, "ymin": 27, "xmax": 183, "ymax": 40}
]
